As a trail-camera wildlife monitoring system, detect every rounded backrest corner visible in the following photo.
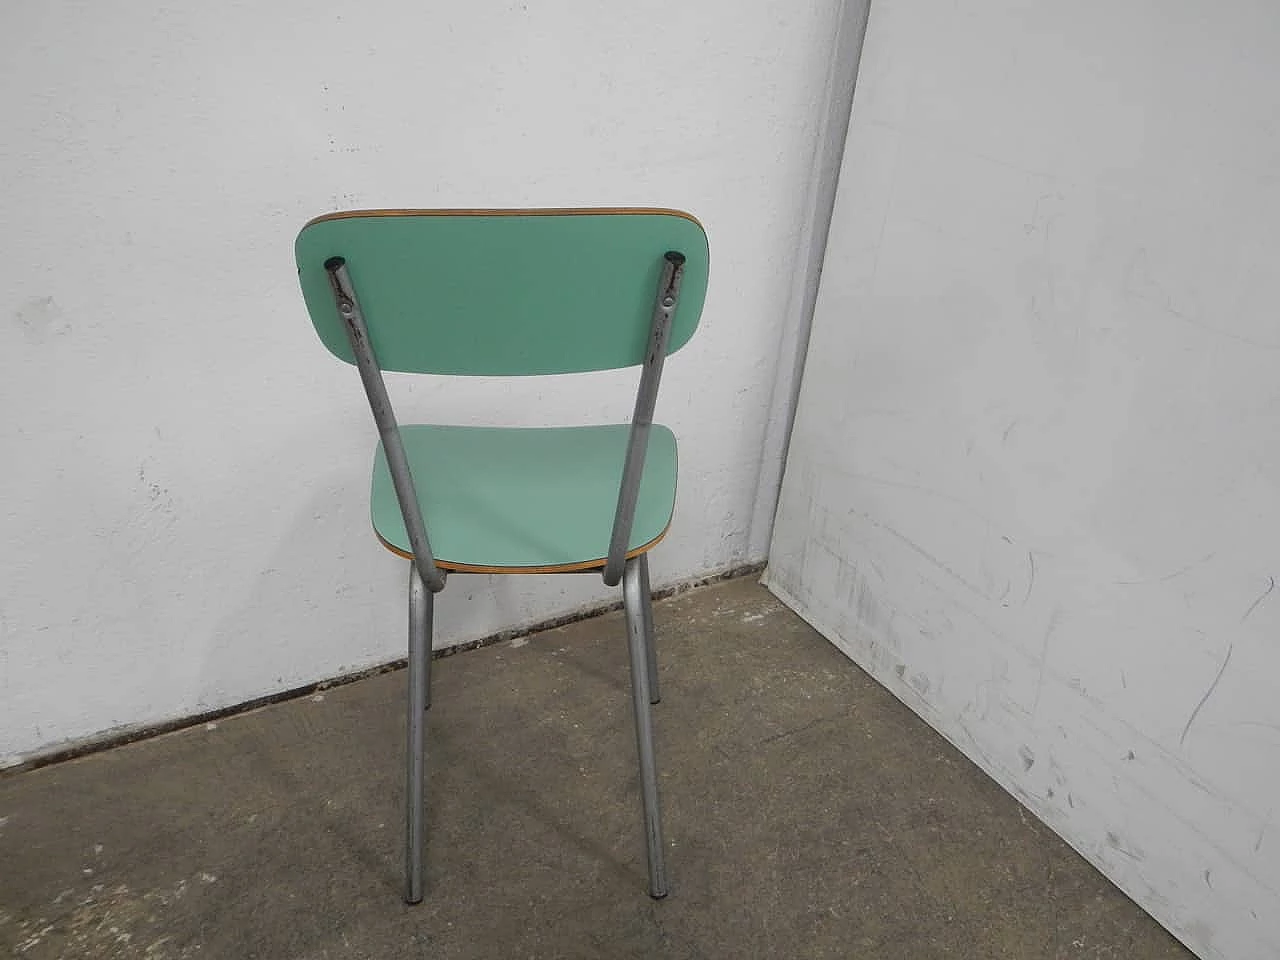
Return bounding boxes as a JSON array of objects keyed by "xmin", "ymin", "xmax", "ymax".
[
  {"xmin": 658, "ymin": 212, "xmax": 710, "ymax": 359},
  {"xmin": 294, "ymin": 208, "xmax": 709, "ymax": 376}
]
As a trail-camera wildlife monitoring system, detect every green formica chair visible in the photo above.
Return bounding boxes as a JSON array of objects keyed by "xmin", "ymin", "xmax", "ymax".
[{"xmin": 294, "ymin": 208, "xmax": 709, "ymax": 903}]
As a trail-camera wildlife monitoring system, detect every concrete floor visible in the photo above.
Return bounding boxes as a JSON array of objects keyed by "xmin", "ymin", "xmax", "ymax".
[{"xmin": 0, "ymin": 577, "xmax": 1192, "ymax": 960}]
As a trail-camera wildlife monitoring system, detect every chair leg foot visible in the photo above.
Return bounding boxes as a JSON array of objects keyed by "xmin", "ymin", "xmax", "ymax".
[
  {"xmin": 405, "ymin": 562, "xmax": 433, "ymax": 905},
  {"xmin": 623, "ymin": 557, "xmax": 668, "ymax": 898}
]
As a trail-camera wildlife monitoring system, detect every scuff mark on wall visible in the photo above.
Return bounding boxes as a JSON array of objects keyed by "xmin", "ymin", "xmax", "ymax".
[
  {"xmin": 1018, "ymin": 745, "xmax": 1036, "ymax": 771},
  {"xmin": 1240, "ymin": 576, "xmax": 1275, "ymax": 623},
  {"xmin": 1179, "ymin": 644, "xmax": 1234, "ymax": 748},
  {"xmin": 1105, "ymin": 831, "xmax": 1145, "ymax": 863},
  {"xmin": 1114, "ymin": 553, "xmax": 1217, "ymax": 586},
  {"xmin": 1031, "ymin": 609, "xmax": 1062, "ymax": 719}
]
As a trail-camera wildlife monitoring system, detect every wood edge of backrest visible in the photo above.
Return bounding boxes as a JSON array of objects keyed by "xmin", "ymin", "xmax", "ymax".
[{"xmin": 299, "ymin": 206, "xmax": 706, "ymax": 236}]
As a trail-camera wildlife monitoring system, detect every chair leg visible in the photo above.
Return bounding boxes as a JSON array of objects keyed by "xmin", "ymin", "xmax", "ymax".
[
  {"xmin": 622, "ymin": 557, "xmax": 669, "ymax": 898},
  {"xmin": 405, "ymin": 561, "xmax": 433, "ymax": 904},
  {"xmin": 636, "ymin": 553, "xmax": 660, "ymax": 705}
]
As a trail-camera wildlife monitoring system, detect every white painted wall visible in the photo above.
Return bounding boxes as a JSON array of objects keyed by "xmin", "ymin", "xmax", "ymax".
[
  {"xmin": 767, "ymin": 2, "xmax": 1280, "ymax": 958},
  {"xmin": 0, "ymin": 0, "xmax": 847, "ymax": 766}
]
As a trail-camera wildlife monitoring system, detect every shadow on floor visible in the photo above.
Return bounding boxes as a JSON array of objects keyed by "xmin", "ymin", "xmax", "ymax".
[{"xmin": 0, "ymin": 578, "xmax": 1191, "ymax": 959}]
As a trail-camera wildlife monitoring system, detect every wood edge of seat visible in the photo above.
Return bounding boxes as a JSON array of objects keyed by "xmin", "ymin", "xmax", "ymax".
[
  {"xmin": 373, "ymin": 522, "xmax": 671, "ymax": 575},
  {"xmin": 301, "ymin": 207, "xmax": 705, "ymax": 232}
]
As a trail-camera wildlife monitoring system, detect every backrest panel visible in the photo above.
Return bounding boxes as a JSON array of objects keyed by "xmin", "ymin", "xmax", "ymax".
[{"xmin": 295, "ymin": 208, "xmax": 709, "ymax": 375}]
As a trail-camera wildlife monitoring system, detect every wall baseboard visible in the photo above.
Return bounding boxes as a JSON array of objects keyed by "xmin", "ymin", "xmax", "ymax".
[{"xmin": 2, "ymin": 561, "xmax": 765, "ymax": 778}]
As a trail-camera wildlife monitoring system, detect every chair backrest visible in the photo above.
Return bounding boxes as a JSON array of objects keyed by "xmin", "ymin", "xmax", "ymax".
[{"xmin": 295, "ymin": 208, "xmax": 709, "ymax": 376}]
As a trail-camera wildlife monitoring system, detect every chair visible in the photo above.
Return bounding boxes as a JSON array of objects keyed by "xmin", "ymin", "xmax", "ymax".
[{"xmin": 294, "ymin": 208, "xmax": 710, "ymax": 903}]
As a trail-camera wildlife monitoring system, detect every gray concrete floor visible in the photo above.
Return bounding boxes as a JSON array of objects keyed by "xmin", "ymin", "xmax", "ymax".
[{"xmin": 0, "ymin": 577, "xmax": 1191, "ymax": 959}]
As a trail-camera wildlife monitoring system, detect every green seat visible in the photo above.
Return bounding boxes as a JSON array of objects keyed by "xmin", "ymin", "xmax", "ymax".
[
  {"xmin": 371, "ymin": 424, "xmax": 677, "ymax": 572},
  {"xmin": 295, "ymin": 207, "xmax": 709, "ymax": 908}
]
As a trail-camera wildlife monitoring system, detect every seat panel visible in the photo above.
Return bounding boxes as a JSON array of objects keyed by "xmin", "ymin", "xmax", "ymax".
[{"xmin": 371, "ymin": 424, "xmax": 678, "ymax": 571}]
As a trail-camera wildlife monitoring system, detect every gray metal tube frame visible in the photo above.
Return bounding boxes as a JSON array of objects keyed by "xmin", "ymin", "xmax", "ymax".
[
  {"xmin": 405, "ymin": 562, "xmax": 432, "ymax": 903},
  {"xmin": 637, "ymin": 552, "xmax": 659, "ymax": 704},
  {"xmin": 622, "ymin": 555, "xmax": 668, "ymax": 897},
  {"xmin": 603, "ymin": 251, "xmax": 687, "ymax": 587},
  {"xmin": 324, "ymin": 257, "xmax": 446, "ymax": 594}
]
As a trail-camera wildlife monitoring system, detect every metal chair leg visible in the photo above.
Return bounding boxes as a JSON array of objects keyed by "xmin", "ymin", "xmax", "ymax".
[
  {"xmin": 405, "ymin": 561, "xmax": 433, "ymax": 904},
  {"xmin": 637, "ymin": 553, "xmax": 660, "ymax": 705},
  {"xmin": 622, "ymin": 557, "xmax": 669, "ymax": 898}
]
